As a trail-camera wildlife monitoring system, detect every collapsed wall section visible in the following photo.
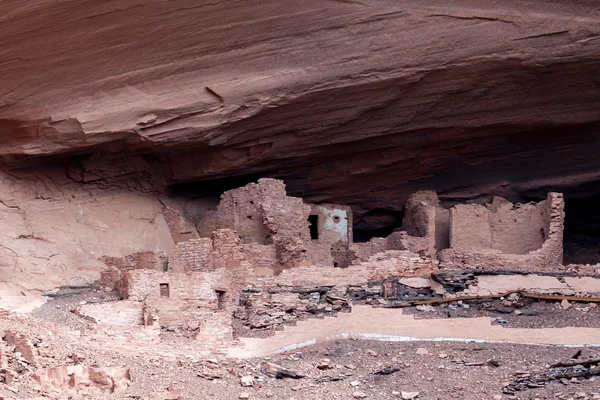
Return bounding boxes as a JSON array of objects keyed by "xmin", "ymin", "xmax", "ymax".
[
  {"xmin": 350, "ymin": 191, "xmax": 439, "ymax": 261},
  {"xmin": 236, "ymin": 250, "xmax": 438, "ymax": 334}
]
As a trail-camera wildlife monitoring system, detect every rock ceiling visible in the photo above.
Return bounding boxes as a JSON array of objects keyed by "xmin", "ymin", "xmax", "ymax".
[{"xmin": 1, "ymin": 0, "xmax": 600, "ymax": 223}]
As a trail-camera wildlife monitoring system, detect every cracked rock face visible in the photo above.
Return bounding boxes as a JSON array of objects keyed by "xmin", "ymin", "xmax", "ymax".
[{"xmin": 0, "ymin": 0, "xmax": 600, "ymax": 305}]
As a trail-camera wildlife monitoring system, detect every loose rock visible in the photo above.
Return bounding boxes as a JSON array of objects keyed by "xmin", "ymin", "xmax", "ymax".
[{"xmin": 401, "ymin": 391, "xmax": 420, "ymax": 399}]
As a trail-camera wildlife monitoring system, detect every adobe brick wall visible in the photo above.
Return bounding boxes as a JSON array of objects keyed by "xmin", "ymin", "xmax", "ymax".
[
  {"xmin": 449, "ymin": 196, "xmax": 546, "ymax": 254},
  {"xmin": 439, "ymin": 192, "xmax": 565, "ymax": 271},
  {"xmin": 205, "ymin": 178, "xmax": 311, "ymax": 246},
  {"xmin": 350, "ymin": 239, "xmax": 387, "ymax": 262},
  {"xmin": 193, "ymin": 311, "xmax": 235, "ymax": 354},
  {"xmin": 169, "ymin": 238, "xmax": 213, "ymax": 272},
  {"xmin": 197, "ymin": 179, "xmax": 318, "ymax": 268},
  {"xmin": 213, "ymin": 181, "xmax": 269, "ymax": 244},
  {"xmin": 241, "ymin": 243, "xmax": 278, "ymax": 272}
]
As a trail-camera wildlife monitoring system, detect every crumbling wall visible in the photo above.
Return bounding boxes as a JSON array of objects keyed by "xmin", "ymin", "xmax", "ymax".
[
  {"xmin": 309, "ymin": 204, "xmax": 353, "ymax": 267},
  {"xmin": 169, "ymin": 231, "xmax": 280, "ymax": 275},
  {"xmin": 118, "ymin": 268, "xmax": 231, "ymax": 328},
  {"xmin": 247, "ymin": 250, "xmax": 437, "ymax": 290},
  {"xmin": 235, "ymin": 290, "xmax": 350, "ymax": 333},
  {"xmin": 202, "ymin": 178, "xmax": 310, "ymax": 246},
  {"xmin": 209, "ymin": 181, "xmax": 268, "ymax": 244},
  {"xmin": 236, "ymin": 249, "xmax": 437, "ymax": 335},
  {"xmin": 449, "ymin": 196, "xmax": 546, "ymax": 254},
  {"xmin": 309, "ymin": 204, "xmax": 353, "ymax": 244},
  {"xmin": 162, "ymin": 206, "xmax": 200, "ymax": 243},
  {"xmin": 259, "ymin": 179, "xmax": 311, "ymax": 244},
  {"xmin": 99, "ymin": 251, "xmax": 168, "ymax": 292},
  {"xmin": 350, "ymin": 239, "xmax": 387, "ymax": 262},
  {"xmin": 198, "ymin": 179, "xmax": 313, "ymax": 268},
  {"xmin": 350, "ymin": 228, "xmax": 431, "ymax": 263},
  {"xmin": 489, "ymin": 198, "xmax": 546, "ymax": 254},
  {"xmin": 401, "ymin": 191, "xmax": 437, "ymax": 256},
  {"xmin": 439, "ymin": 192, "xmax": 565, "ymax": 271}
]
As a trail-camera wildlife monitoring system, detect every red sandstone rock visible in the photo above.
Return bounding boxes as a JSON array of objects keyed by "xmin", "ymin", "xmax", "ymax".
[{"xmin": 0, "ymin": 0, "xmax": 599, "ymax": 229}]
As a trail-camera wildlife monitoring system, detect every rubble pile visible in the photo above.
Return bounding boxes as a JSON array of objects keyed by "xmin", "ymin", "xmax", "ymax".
[{"xmin": 235, "ymin": 289, "xmax": 351, "ymax": 333}]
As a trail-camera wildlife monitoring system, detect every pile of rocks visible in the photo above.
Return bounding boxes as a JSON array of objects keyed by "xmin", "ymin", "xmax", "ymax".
[{"xmin": 235, "ymin": 289, "xmax": 351, "ymax": 332}]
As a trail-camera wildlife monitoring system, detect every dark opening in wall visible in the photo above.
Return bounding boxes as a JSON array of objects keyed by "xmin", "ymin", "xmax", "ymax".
[
  {"xmin": 216, "ymin": 290, "xmax": 226, "ymax": 310},
  {"xmin": 352, "ymin": 208, "xmax": 404, "ymax": 243},
  {"xmin": 563, "ymin": 193, "xmax": 600, "ymax": 265},
  {"xmin": 308, "ymin": 215, "xmax": 319, "ymax": 240},
  {"xmin": 159, "ymin": 283, "xmax": 170, "ymax": 298}
]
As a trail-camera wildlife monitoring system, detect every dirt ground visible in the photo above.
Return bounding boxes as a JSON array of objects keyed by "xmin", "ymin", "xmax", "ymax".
[
  {"xmin": 403, "ymin": 297, "xmax": 600, "ymax": 329},
  {"xmin": 7, "ymin": 336, "xmax": 600, "ymax": 400},
  {"xmin": 3, "ymin": 292, "xmax": 600, "ymax": 400}
]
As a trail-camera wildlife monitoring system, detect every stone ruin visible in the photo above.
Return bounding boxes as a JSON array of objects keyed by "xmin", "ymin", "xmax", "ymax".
[{"xmin": 82, "ymin": 178, "xmax": 566, "ymax": 354}]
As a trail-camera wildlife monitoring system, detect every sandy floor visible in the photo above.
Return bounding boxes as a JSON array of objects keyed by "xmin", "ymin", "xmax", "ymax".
[{"xmin": 3, "ymin": 292, "xmax": 600, "ymax": 399}]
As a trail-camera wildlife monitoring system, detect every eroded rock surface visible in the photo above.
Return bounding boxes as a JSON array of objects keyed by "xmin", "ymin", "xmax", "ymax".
[{"xmin": 1, "ymin": 0, "xmax": 600, "ymax": 222}]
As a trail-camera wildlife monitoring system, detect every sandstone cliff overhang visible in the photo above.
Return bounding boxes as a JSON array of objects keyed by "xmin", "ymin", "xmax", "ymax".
[{"xmin": 1, "ymin": 1, "xmax": 600, "ymax": 214}]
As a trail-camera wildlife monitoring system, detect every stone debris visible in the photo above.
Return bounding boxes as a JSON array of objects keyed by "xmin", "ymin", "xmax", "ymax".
[
  {"xmin": 373, "ymin": 366, "xmax": 401, "ymax": 375},
  {"xmin": 240, "ymin": 375, "xmax": 254, "ymax": 387},
  {"xmin": 416, "ymin": 348, "xmax": 429, "ymax": 356},
  {"xmin": 153, "ymin": 388, "xmax": 185, "ymax": 400},
  {"xmin": 401, "ymin": 391, "xmax": 420, "ymax": 399},
  {"xmin": 33, "ymin": 364, "xmax": 131, "ymax": 395},
  {"xmin": 315, "ymin": 375, "xmax": 345, "ymax": 383},
  {"xmin": 415, "ymin": 305, "xmax": 435, "ymax": 312},
  {"xmin": 353, "ymin": 391, "xmax": 368, "ymax": 398},
  {"xmin": 503, "ymin": 357, "xmax": 600, "ymax": 394},
  {"xmin": 317, "ymin": 358, "xmax": 334, "ymax": 370},
  {"xmin": 260, "ymin": 362, "xmax": 304, "ymax": 379}
]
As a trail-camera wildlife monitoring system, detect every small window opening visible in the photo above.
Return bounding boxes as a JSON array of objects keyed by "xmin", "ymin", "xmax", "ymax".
[
  {"xmin": 247, "ymin": 215, "xmax": 253, "ymax": 219},
  {"xmin": 159, "ymin": 283, "xmax": 170, "ymax": 298},
  {"xmin": 216, "ymin": 290, "xmax": 226, "ymax": 310},
  {"xmin": 333, "ymin": 262, "xmax": 339, "ymax": 268},
  {"xmin": 249, "ymin": 200, "xmax": 254, "ymax": 205},
  {"xmin": 333, "ymin": 215, "xmax": 341, "ymax": 223},
  {"xmin": 308, "ymin": 215, "xmax": 319, "ymax": 240}
]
